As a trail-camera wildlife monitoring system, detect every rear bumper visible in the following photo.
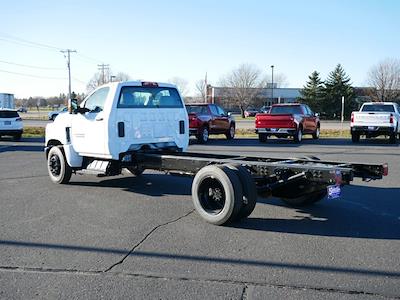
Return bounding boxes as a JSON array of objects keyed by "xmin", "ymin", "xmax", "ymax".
[
  {"xmin": 351, "ymin": 126, "xmax": 395, "ymax": 135},
  {"xmin": 0, "ymin": 129, "xmax": 23, "ymax": 136},
  {"xmin": 256, "ymin": 128, "xmax": 296, "ymax": 135}
]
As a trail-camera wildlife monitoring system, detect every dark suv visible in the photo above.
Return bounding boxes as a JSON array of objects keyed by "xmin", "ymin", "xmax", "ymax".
[{"xmin": 186, "ymin": 104, "xmax": 235, "ymax": 143}]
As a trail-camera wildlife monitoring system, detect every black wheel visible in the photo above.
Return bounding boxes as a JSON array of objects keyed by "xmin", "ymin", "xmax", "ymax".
[
  {"xmin": 389, "ymin": 132, "xmax": 397, "ymax": 144},
  {"xmin": 351, "ymin": 132, "xmax": 360, "ymax": 143},
  {"xmin": 293, "ymin": 126, "xmax": 303, "ymax": 143},
  {"xmin": 225, "ymin": 125, "xmax": 235, "ymax": 140},
  {"xmin": 280, "ymin": 190, "xmax": 327, "ymax": 207},
  {"xmin": 126, "ymin": 166, "xmax": 145, "ymax": 176},
  {"xmin": 222, "ymin": 164, "xmax": 257, "ymax": 220},
  {"xmin": 258, "ymin": 133, "xmax": 267, "ymax": 143},
  {"xmin": 192, "ymin": 165, "xmax": 243, "ymax": 225},
  {"xmin": 196, "ymin": 127, "xmax": 209, "ymax": 144},
  {"xmin": 13, "ymin": 133, "xmax": 22, "ymax": 141},
  {"xmin": 47, "ymin": 146, "xmax": 72, "ymax": 184},
  {"xmin": 312, "ymin": 126, "xmax": 320, "ymax": 139}
]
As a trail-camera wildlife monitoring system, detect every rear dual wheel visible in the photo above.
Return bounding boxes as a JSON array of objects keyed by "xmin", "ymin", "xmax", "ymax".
[{"xmin": 191, "ymin": 164, "xmax": 257, "ymax": 225}]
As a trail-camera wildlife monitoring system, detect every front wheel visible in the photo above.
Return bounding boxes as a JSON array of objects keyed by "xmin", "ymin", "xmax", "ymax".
[
  {"xmin": 126, "ymin": 166, "xmax": 145, "ymax": 176},
  {"xmin": 47, "ymin": 146, "xmax": 72, "ymax": 184},
  {"xmin": 225, "ymin": 125, "xmax": 235, "ymax": 140}
]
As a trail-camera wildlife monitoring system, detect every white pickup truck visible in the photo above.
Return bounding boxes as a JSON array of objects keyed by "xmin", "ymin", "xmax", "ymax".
[
  {"xmin": 350, "ymin": 102, "xmax": 400, "ymax": 144},
  {"xmin": 45, "ymin": 81, "xmax": 388, "ymax": 225}
]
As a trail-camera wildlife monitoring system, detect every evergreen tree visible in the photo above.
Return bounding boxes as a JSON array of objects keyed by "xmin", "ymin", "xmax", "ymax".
[
  {"xmin": 300, "ymin": 71, "xmax": 324, "ymax": 112},
  {"xmin": 323, "ymin": 64, "xmax": 355, "ymax": 119}
]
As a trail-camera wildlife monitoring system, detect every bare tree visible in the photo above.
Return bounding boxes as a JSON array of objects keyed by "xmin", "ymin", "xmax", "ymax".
[
  {"xmin": 195, "ymin": 79, "xmax": 206, "ymax": 99},
  {"xmin": 262, "ymin": 73, "xmax": 289, "ymax": 88},
  {"xmin": 219, "ymin": 63, "xmax": 264, "ymax": 117},
  {"xmin": 367, "ymin": 58, "xmax": 400, "ymax": 102},
  {"xmin": 168, "ymin": 77, "xmax": 189, "ymax": 97},
  {"xmin": 86, "ymin": 70, "xmax": 132, "ymax": 93}
]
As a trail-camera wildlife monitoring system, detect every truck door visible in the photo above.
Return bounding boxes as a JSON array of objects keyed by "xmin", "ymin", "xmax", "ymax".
[
  {"xmin": 71, "ymin": 87, "xmax": 109, "ymax": 157},
  {"xmin": 303, "ymin": 105, "xmax": 316, "ymax": 132}
]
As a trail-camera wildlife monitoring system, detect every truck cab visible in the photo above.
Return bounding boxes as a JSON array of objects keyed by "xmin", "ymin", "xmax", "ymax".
[{"xmin": 45, "ymin": 81, "xmax": 188, "ymax": 183}]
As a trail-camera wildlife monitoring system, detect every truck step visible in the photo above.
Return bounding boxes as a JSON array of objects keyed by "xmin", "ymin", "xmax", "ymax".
[{"xmin": 77, "ymin": 160, "xmax": 110, "ymax": 176}]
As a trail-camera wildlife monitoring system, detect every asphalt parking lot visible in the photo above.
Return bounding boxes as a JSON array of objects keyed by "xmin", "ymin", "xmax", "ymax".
[{"xmin": 0, "ymin": 137, "xmax": 399, "ymax": 299}]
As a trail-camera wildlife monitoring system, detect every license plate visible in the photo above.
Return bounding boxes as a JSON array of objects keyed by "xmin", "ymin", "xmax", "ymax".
[
  {"xmin": 368, "ymin": 126, "xmax": 375, "ymax": 130},
  {"xmin": 4, "ymin": 121, "xmax": 11, "ymax": 125},
  {"xmin": 327, "ymin": 185, "xmax": 341, "ymax": 200},
  {"xmin": 270, "ymin": 128, "xmax": 277, "ymax": 132}
]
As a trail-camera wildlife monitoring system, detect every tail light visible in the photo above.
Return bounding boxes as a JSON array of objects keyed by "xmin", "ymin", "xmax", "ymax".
[
  {"xmin": 383, "ymin": 163, "xmax": 389, "ymax": 176},
  {"xmin": 390, "ymin": 114, "xmax": 394, "ymax": 124},
  {"xmin": 16, "ymin": 117, "xmax": 22, "ymax": 122},
  {"xmin": 351, "ymin": 112, "xmax": 354, "ymax": 123}
]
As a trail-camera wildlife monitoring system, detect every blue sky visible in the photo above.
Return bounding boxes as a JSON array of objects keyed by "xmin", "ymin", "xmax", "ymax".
[{"xmin": 1, "ymin": 0, "xmax": 399, "ymax": 98}]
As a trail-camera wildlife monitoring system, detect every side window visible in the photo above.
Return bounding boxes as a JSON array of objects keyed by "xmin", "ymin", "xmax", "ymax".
[
  {"xmin": 216, "ymin": 105, "xmax": 226, "ymax": 116},
  {"xmin": 209, "ymin": 105, "xmax": 219, "ymax": 115},
  {"xmin": 84, "ymin": 87, "xmax": 109, "ymax": 112}
]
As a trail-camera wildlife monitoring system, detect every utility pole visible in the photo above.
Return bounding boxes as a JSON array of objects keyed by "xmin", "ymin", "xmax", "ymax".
[
  {"xmin": 98, "ymin": 63, "xmax": 110, "ymax": 85},
  {"xmin": 271, "ymin": 65, "xmax": 274, "ymax": 104},
  {"xmin": 61, "ymin": 49, "xmax": 77, "ymax": 101}
]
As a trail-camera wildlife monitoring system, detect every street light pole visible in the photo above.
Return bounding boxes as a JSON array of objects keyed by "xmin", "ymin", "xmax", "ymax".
[{"xmin": 271, "ymin": 65, "xmax": 274, "ymax": 104}]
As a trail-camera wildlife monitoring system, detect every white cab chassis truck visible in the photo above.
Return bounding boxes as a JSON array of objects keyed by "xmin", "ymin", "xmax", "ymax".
[
  {"xmin": 45, "ymin": 81, "xmax": 388, "ymax": 225},
  {"xmin": 351, "ymin": 102, "xmax": 400, "ymax": 144}
]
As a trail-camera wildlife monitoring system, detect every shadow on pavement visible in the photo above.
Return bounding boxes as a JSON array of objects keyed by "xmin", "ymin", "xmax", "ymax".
[
  {"xmin": 70, "ymin": 173, "xmax": 193, "ymax": 197},
  {"xmin": 1, "ymin": 239, "xmax": 399, "ymax": 278},
  {"xmin": 234, "ymin": 185, "xmax": 400, "ymax": 240}
]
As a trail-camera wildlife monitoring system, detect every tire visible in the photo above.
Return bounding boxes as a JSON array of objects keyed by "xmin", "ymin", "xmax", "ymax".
[
  {"xmin": 258, "ymin": 133, "xmax": 267, "ymax": 143},
  {"xmin": 351, "ymin": 132, "xmax": 360, "ymax": 143},
  {"xmin": 192, "ymin": 165, "xmax": 243, "ymax": 225},
  {"xmin": 47, "ymin": 146, "xmax": 72, "ymax": 184},
  {"xmin": 196, "ymin": 127, "xmax": 209, "ymax": 144},
  {"xmin": 312, "ymin": 126, "xmax": 320, "ymax": 139},
  {"xmin": 222, "ymin": 164, "xmax": 257, "ymax": 220},
  {"xmin": 280, "ymin": 190, "xmax": 327, "ymax": 207},
  {"xmin": 293, "ymin": 127, "xmax": 303, "ymax": 143},
  {"xmin": 13, "ymin": 133, "xmax": 22, "ymax": 141},
  {"xmin": 389, "ymin": 132, "xmax": 397, "ymax": 144},
  {"xmin": 225, "ymin": 125, "xmax": 235, "ymax": 140},
  {"xmin": 126, "ymin": 166, "xmax": 145, "ymax": 176}
]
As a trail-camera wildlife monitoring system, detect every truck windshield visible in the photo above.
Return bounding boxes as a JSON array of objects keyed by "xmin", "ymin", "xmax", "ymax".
[
  {"xmin": 118, "ymin": 87, "xmax": 183, "ymax": 108},
  {"xmin": 361, "ymin": 104, "xmax": 395, "ymax": 112},
  {"xmin": 270, "ymin": 106, "xmax": 303, "ymax": 115}
]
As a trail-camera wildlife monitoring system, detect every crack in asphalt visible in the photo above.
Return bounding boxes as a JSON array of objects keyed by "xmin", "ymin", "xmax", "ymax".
[
  {"xmin": 0, "ymin": 175, "xmax": 48, "ymax": 182},
  {"xmin": 1, "ymin": 265, "xmax": 398, "ymax": 299},
  {"xmin": 103, "ymin": 209, "xmax": 195, "ymax": 273},
  {"xmin": 240, "ymin": 284, "xmax": 248, "ymax": 300}
]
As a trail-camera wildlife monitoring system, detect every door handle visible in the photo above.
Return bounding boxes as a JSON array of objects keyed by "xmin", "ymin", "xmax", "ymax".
[{"xmin": 95, "ymin": 117, "xmax": 103, "ymax": 121}]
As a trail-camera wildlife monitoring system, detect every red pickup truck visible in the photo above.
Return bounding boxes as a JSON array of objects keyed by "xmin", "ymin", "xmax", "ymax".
[
  {"xmin": 255, "ymin": 103, "xmax": 320, "ymax": 143},
  {"xmin": 186, "ymin": 103, "xmax": 236, "ymax": 143}
]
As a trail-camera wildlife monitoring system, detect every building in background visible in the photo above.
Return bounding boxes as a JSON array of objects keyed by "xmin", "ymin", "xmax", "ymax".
[{"xmin": 206, "ymin": 85, "xmax": 301, "ymax": 111}]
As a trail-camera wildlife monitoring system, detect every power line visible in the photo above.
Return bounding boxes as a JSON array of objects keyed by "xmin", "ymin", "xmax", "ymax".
[
  {"xmin": 0, "ymin": 32, "xmax": 62, "ymax": 51},
  {"xmin": 98, "ymin": 63, "xmax": 110, "ymax": 85},
  {"xmin": 0, "ymin": 68, "xmax": 66, "ymax": 80},
  {"xmin": 0, "ymin": 59, "xmax": 64, "ymax": 70}
]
